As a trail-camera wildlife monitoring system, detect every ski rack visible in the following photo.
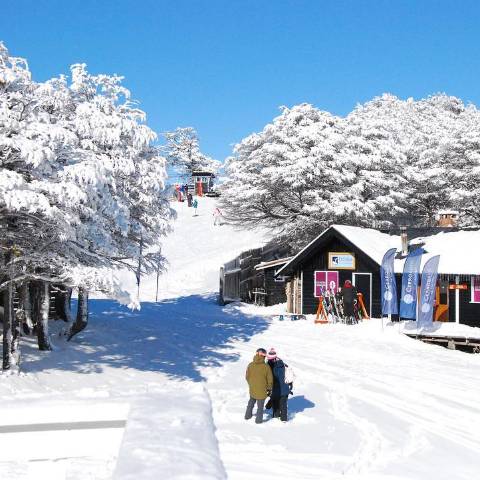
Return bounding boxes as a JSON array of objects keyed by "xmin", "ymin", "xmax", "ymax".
[
  {"xmin": 357, "ymin": 293, "xmax": 369, "ymax": 320},
  {"xmin": 315, "ymin": 295, "xmax": 329, "ymax": 324},
  {"xmin": 315, "ymin": 292, "xmax": 370, "ymax": 324}
]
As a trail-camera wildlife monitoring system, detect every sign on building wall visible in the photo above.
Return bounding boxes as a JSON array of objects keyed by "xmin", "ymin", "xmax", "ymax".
[
  {"xmin": 314, "ymin": 271, "xmax": 339, "ymax": 297},
  {"xmin": 472, "ymin": 276, "xmax": 480, "ymax": 303},
  {"xmin": 328, "ymin": 252, "xmax": 355, "ymax": 270}
]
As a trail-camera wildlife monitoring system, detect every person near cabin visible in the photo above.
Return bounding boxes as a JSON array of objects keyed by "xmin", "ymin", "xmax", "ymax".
[
  {"xmin": 187, "ymin": 192, "xmax": 193, "ymax": 207},
  {"xmin": 266, "ymin": 348, "xmax": 291, "ymax": 422},
  {"xmin": 192, "ymin": 198, "xmax": 198, "ymax": 216},
  {"xmin": 339, "ymin": 280, "xmax": 357, "ymax": 321},
  {"xmin": 245, "ymin": 348, "xmax": 273, "ymax": 424},
  {"xmin": 213, "ymin": 207, "xmax": 223, "ymax": 226}
]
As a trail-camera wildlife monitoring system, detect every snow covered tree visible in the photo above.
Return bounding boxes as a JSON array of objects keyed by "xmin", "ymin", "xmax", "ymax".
[
  {"xmin": 342, "ymin": 94, "xmax": 414, "ymax": 227},
  {"xmin": 164, "ymin": 127, "xmax": 220, "ymax": 179},
  {"xmin": 220, "ymin": 104, "xmax": 369, "ymax": 246},
  {"xmin": 221, "ymin": 95, "xmax": 480, "ymax": 247},
  {"xmin": 0, "ymin": 42, "xmax": 174, "ymax": 367}
]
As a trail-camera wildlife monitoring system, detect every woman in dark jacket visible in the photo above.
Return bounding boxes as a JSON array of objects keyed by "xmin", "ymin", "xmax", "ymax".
[
  {"xmin": 339, "ymin": 280, "xmax": 357, "ymax": 319},
  {"xmin": 267, "ymin": 348, "xmax": 290, "ymax": 422}
]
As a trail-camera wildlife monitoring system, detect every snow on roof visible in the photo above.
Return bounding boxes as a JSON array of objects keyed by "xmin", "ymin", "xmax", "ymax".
[
  {"xmin": 254, "ymin": 257, "xmax": 292, "ymax": 270},
  {"xmin": 277, "ymin": 224, "xmax": 480, "ymax": 276},
  {"xmin": 343, "ymin": 225, "xmax": 480, "ymax": 275},
  {"xmin": 416, "ymin": 229, "xmax": 480, "ymax": 275},
  {"xmin": 332, "ymin": 225, "xmax": 398, "ymax": 265}
]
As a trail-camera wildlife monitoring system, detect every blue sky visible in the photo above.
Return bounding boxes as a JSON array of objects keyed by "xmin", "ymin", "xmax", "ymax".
[{"xmin": 2, "ymin": 0, "xmax": 479, "ymax": 161}]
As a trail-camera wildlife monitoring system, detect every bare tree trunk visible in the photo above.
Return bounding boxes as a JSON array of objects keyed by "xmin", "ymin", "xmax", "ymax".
[
  {"xmin": 55, "ymin": 287, "xmax": 73, "ymax": 323},
  {"xmin": 19, "ymin": 282, "xmax": 33, "ymax": 334},
  {"xmin": 33, "ymin": 281, "xmax": 52, "ymax": 351},
  {"xmin": 31, "ymin": 280, "xmax": 40, "ymax": 334},
  {"xmin": 2, "ymin": 285, "xmax": 14, "ymax": 370},
  {"xmin": 11, "ymin": 285, "xmax": 21, "ymax": 361},
  {"xmin": 67, "ymin": 288, "xmax": 88, "ymax": 341}
]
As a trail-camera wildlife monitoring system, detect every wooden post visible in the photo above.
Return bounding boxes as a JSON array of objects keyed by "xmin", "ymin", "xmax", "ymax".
[
  {"xmin": 455, "ymin": 275, "xmax": 460, "ymax": 324},
  {"xmin": 155, "ymin": 263, "xmax": 160, "ymax": 302}
]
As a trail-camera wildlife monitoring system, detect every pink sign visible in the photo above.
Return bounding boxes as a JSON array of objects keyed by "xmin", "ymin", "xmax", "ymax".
[
  {"xmin": 314, "ymin": 271, "xmax": 339, "ymax": 297},
  {"xmin": 473, "ymin": 276, "xmax": 480, "ymax": 303}
]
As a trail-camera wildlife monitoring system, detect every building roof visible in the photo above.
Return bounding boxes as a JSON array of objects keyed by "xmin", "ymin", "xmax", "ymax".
[
  {"xmin": 276, "ymin": 224, "xmax": 480, "ymax": 277},
  {"xmin": 254, "ymin": 257, "xmax": 292, "ymax": 271},
  {"xmin": 191, "ymin": 171, "xmax": 216, "ymax": 177}
]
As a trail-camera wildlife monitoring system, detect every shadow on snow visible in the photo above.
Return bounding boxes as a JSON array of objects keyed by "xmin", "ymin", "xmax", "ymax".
[
  {"xmin": 288, "ymin": 395, "xmax": 315, "ymax": 418},
  {"xmin": 20, "ymin": 294, "xmax": 270, "ymax": 382}
]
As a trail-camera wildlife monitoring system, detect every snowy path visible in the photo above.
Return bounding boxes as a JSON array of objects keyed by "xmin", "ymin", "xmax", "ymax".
[
  {"xmin": 3, "ymin": 298, "xmax": 480, "ymax": 479},
  {"xmin": 202, "ymin": 310, "xmax": 480, "ymax": 480}
]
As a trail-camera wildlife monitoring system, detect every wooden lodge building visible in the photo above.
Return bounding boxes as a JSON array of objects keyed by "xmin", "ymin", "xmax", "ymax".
[
  {"xmin": 275, "ymin": 225, "xmax": 480, "ymax": 327},
  {"xmin": 219, "ymin": 242, "xmax": 291, "ymax": 307}
]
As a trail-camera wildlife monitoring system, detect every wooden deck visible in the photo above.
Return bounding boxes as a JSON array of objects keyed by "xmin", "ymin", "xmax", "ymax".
[{"xmin": 405, "ymin": 333, "xmax": 480, "ymax": 353}]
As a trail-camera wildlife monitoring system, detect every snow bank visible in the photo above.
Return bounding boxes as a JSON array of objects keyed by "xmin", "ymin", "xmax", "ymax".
[
  {"xmin": 114, "ymin": 387, "xmax": 225, "ymax": 480},
  {"xmin": 398, "ymin": 319, "xmax": 480, "ymax": 338}
]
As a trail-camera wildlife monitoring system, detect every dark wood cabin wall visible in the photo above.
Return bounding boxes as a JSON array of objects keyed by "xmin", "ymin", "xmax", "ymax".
[
  {"xmin": 301, "ymin": 236, "xmax": 383, "ymax": 316},
  {"xmin": 452, "ymin": 281, "xmax": 480, "ymax": 328},
  {"xmin": 265, "ymin": 269, "xmax": 287, "ymax": 306},
  {"xmin": 239, "ymin": 247, "xmax": 262, "ymax": 302}
]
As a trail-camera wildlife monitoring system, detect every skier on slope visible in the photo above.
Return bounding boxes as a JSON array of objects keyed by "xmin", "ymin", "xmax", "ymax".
[
  {"xmin": 213, "ymin": 207, "xmax": 223, "ymax": 226},
  {"xmin": 338, "ymin": 280, "xmax": 357, "ymax": 323},
  {"xmin": 266, "ymin": 348, "xmax": 291, "ymax": 422},
  {"xmin": 192, "ymin": 198, "xmax": 198, "ymax": 216},
  {"xmin": 245, "ymin": 348, "xmax": 273, "ymax": 424}
]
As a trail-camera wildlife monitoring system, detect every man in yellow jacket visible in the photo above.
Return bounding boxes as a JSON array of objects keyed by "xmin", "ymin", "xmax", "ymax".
[{"xmin": 245, "ymin": 348, "xmax": 273, "ymax": 424}]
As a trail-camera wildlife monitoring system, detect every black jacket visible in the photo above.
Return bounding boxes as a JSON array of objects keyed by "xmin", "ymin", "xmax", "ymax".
[
  {"xmin": 268, "ymin": 359, "xmax": 290, "ymax": 398},
  {"xmin": 340, "ymin": 285, "xmax": 357, "ymax": 316}
]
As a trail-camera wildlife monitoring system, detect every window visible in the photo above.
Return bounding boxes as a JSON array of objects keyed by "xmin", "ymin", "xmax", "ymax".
[
  {"xmin": 274, "ymin": 269, "xmax": 286, "ymax": 283},
  {"xmin": 471, "ymin": 276, "xmax": 480, "ymax": 303}
]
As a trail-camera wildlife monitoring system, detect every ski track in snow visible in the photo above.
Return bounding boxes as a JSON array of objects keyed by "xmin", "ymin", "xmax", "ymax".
[{"xmin": 201, "ymin": 317, "xmax": 480, "ymax": 480}]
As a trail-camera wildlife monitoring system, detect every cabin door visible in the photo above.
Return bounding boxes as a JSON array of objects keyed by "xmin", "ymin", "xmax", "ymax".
[
  {"xmin": 292, "ymin": 273, "xmax": 302, "ymax": 314},
  {"xmin": 352, "ymin": 273, "xmax": 372, "ymax": 317},
  {"xmin": 434, "ymin": 280, "xmax": 449, "ymax": 321}
]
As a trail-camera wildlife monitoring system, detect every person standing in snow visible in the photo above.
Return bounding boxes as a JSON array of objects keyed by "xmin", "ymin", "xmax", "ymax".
[
  {"xmin": 213, "ymin": 207, "xmax": 223, "ymax": 226},
  {"xmin": 187, "ymin": 192, "xmax": 193, "ymax": 207},
  {"xmin": 339, "ymin": 280, "xmax": 357, "ymax": 323},
  {"xmin": 245, "ymin": 348, "xmax": 273, "ymax": 424},
  {"xmin": 267, "ymin": 348, "xmax": 291, "ymax": 422},
  {"xmin": 192, "ymin": 198, "xmax": 198, "ymax": 216}
]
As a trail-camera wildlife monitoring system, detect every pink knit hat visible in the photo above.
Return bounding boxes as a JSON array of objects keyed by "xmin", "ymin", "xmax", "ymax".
[{"xmin": 266, "ymin": 348, "xmax": 277, "ymax": 360}]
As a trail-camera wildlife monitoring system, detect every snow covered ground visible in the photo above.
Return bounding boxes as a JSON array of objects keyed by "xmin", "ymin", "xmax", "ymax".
[{"xmin": 2, "ymin": 197, "xmax": 480, "ymax": 479}]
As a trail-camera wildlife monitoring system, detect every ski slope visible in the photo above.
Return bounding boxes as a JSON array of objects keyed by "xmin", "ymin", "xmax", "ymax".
[
  {"xmin": 117, "ymin": 197, "xmax": 269, "ymax": 301},
  {"xmin": 2, "ymin": 197, "xmax": 480, "ymax": 479}
]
